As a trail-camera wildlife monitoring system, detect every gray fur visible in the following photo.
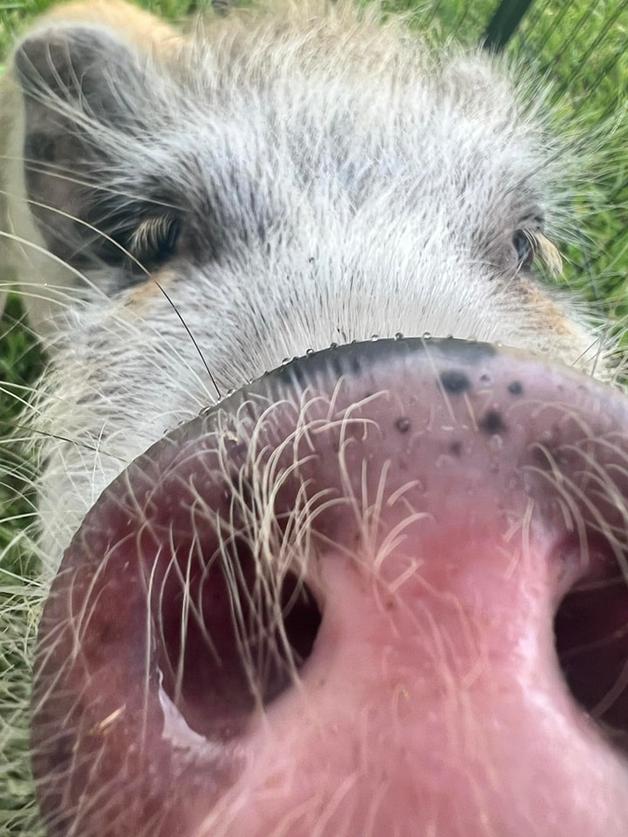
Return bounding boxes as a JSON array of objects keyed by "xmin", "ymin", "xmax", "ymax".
[{"xmin": 0, "ymin": 0, "xmax": 618, "ymax": 578}]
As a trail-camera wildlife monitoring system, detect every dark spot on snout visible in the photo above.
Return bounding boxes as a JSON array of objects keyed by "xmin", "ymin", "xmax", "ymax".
[
  {"xmin": 508, "ymin": 381, "xmax": 524, "ymax": 396},
  {"xmin": 440, "ymin": 370, "xmax": 471, "ymax": 395},
  {"xmin": 449, "ymin": 441, "xmax": 462, "ymax": 457},
  {"xmin": 479, "ymin": 410, "xmax": 507, "ymax": 435},
  {"xmin": 395, "ymin": 417, "xmax": 411, "ymax": 434}
]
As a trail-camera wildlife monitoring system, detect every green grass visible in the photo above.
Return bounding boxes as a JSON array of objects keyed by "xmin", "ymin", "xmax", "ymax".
[{"xmin": 0, "ymin": 0, "xmax": 626, "ymax": 832}]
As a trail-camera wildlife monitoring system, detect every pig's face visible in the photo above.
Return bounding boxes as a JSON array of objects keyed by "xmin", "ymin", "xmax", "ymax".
[{"xmin": 2, "ymin": 2, "xmax": 627, "ymax": 836}]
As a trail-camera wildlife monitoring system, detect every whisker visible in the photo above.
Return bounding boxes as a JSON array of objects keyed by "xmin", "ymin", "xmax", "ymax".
[
  {"xmin": 0, "ymin": 230, "xmax": 108, "ymax": 302},
  {"xmin": 6, "ymin": 423, "xmax": 126, "ymax": 464}
]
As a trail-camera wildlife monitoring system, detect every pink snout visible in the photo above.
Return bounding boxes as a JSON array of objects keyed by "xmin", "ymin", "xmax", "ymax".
[{"xmin": 32, "ymin": 338, "xmax": 628, "ymax": 837}]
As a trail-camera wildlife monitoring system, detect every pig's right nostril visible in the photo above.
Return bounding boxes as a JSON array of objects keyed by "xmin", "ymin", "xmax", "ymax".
[{"xmin": 155, "ymin": 542, "xmax": 322, "ymax": 739}]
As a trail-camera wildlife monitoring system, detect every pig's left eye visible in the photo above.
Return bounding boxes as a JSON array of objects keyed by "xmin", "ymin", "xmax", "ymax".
[
  {"xmin": 128, "ymin": 215, "xmax": 181, "ymax": 272},
  {"xmin": 512, "ymin": 229, "xmax": 535, "ymax": 271}
]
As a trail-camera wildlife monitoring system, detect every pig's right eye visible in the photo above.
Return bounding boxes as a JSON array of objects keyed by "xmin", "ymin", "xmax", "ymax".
[{"xmin": 127, "ymin": 215, "xmax": 181, "ymax": 273}]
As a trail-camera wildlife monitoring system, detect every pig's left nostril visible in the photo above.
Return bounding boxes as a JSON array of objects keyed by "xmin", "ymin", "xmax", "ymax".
[
  {"xmin": 32, "ymin": 475, "xmax": 324, "ymax": 835},
  {"xmin": 156, "ymin": 543, "xmax": 322, "ymax": 738},
  {"xmin": 555, "ymin": 557, "xmax": 628, "ymax": 754}
]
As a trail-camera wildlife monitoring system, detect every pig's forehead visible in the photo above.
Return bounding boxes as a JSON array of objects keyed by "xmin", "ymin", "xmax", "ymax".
[{"xmin": 110, "ymin": 42, "xmax": 547, "ymax": 228}]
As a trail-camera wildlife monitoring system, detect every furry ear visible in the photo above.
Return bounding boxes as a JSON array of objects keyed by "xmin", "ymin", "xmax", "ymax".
[
  {"xmin": 0, "ymin": 2, "xmax": 181, "ymax": 333},
  {"xmin": 12, "ymin": 24, "xmax": 152, "ymax": 270}
]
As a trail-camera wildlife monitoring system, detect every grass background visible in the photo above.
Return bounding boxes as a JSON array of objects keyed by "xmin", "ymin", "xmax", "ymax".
[{"xmin": 0, "ymin": 0, "xmax": 626, "ymax": 832}]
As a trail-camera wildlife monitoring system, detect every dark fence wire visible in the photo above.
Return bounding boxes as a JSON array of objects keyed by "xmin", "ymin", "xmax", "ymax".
[{"xmin": 483, "ymin": 0, "xmax": 535, "ymax": 50}]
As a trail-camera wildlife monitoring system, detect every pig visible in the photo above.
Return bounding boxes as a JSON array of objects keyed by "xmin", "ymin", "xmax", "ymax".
[{"xmin": 0, "ymin": 1, "xmax": 626, "ymax": 835}]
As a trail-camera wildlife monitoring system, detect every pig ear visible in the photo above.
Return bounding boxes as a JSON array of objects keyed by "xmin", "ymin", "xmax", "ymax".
[{"xmin": 12, "ymin": 24, "xmax": 153, "ymax": 271}]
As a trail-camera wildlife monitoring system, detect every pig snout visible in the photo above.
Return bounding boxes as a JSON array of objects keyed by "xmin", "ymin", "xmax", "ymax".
[{"xmin": 32, "ymin": 338, "xmax": 628, "ymax": 837}]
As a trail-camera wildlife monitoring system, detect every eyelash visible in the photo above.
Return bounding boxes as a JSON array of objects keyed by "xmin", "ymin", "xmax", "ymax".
[{"xmin": 128, "ymin": 215, "xmax": 181, "ymax": 270}]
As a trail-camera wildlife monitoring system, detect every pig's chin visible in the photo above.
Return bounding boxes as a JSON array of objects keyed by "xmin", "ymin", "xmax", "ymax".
[{"xmin": 32, "ymin": 338, "xmax": 628, "ymax": 837}]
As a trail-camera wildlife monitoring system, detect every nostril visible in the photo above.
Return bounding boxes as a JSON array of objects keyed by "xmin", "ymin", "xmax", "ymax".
[
  {"xmin": 156, "ymin": 538, "xmax": 322, "ymax": 740},
  {"xmin": 555, "ymin": 544, "xmax": 628, "ymax": 755}
]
